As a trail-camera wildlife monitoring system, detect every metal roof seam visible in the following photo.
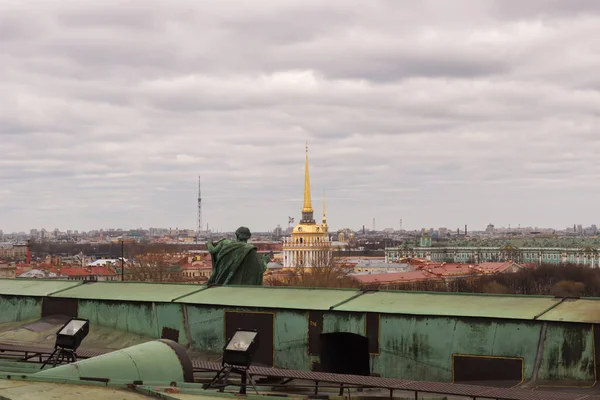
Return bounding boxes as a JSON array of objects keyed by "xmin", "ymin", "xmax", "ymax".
[
  {"xmin": 170, "ymin": 286, "xmax": 211, "ymax": 302},
  {"xmin": 328, "ymin": 290, "xmax": 369, "ymax": 310},
  {"xmin": 45, "ymin": 282, "xmax": 85, "ymax": 297},
  {"xmin": 533, "ymin": 298, "xmax": 567, "ymax": 320}
]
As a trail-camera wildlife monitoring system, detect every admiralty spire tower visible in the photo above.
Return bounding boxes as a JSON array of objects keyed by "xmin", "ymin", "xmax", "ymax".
[{"xmin": 283, "ymin": 145, "xmax": 332, "ymax": 269}]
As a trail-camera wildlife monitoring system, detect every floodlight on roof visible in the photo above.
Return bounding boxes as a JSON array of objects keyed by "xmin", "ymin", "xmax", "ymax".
[
  {"xmin": 222, "ymin": 329, "xmax": 259, "ymax": 367},
  {"xmin": 41, "ymin": 318, "xmax": 89, "ymax": 369},
  {"xmin": 205, "ymin": 329, "xmax": 260, "ymax": 394},
  {"xmin": 56, "ymin": 318, "xmax": 89, "ymax": 351}
]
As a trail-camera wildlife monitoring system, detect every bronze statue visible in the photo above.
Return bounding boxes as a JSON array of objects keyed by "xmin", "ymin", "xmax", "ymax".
[{"xmin": 206, "ymin": 227, "xmax": 272, "ymax": 286}]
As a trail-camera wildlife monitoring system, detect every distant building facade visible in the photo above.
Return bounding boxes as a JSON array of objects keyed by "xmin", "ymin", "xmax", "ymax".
[
  {"xmin": 0, "ymin": 243, "xmax": 28, "ymax": 261},
  {"xmin": 282, "ymin": 146, "xmax": 332, "ymax": 268},
  {"xmin": 0, "ymin": 262, "xmax": 16, "ymax": 278},
  {"xmin": 385, "ymin": 233, "xmax": 600, "ymax": 267}
]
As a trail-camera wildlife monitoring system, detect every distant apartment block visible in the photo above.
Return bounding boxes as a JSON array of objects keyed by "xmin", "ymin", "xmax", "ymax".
[{"xmin": 0, "ymin": 243, "xmax": 28, "ymax": 260}]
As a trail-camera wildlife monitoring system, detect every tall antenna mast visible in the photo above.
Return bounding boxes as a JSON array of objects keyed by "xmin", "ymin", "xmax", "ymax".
[{"xmin": 197, "ymin": 175, "xmax": 202, "ymax": 240}]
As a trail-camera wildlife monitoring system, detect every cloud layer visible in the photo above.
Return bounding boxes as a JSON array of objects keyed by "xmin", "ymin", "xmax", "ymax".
[{"xmin": 1, "ymin": 0, "xmax": 600, "ymax": 233}]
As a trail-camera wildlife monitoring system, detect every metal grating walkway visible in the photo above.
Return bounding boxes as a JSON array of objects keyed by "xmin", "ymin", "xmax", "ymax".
[{"xmin": 193, "ymin": 360, "xmax": 600, "ymax": 400}]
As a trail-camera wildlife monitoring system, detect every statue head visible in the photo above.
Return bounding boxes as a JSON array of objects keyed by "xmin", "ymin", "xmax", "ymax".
[{"xmin": 235, "ymin": 226, "xmax": 252, "ymax": 242}]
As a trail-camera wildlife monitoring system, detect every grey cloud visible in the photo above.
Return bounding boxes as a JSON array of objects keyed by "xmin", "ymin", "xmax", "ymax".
[{"xmin": 1, "ymin": 0, "xmax": 600, "ymax": 232}]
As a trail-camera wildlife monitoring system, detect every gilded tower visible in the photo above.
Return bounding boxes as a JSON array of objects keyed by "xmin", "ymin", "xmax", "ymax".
[{"xmin": 283, "ymin": 145, "xmax": 332, "ymax": 269}]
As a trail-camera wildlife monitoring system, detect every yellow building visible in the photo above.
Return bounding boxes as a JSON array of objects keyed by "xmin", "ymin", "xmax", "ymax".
[{"xmin": 282, "ymin": 145, "xmax": 332, "ymax": 268}]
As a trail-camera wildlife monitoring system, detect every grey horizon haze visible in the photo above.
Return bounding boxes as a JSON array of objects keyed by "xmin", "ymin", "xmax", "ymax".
[{"xmin": 1, "ymin": 0, "xmax": 600, "ymax": 233}]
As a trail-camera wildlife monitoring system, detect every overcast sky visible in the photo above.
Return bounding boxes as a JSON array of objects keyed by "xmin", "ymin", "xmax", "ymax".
[{"xmin": 2, "ymin": 0, "xmax": 600, "ymax": 234}]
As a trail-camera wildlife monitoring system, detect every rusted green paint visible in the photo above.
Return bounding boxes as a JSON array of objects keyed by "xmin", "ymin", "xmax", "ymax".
[
  {"xmin": 186, "ymin": 306, "xmax": 225, "ymax": 354},
  {"xmin": 3, "ymin": 284, "xmax": 600, "ymax": 383},
  {"xmin": 0, "ymin": 295, "xmax": 39, "ymax": 323},
  {"xmin": 155, "ymin": 303, "xmax": 189, "ymax": 346},
  {"xmin": 537, "ymin": 323, "xmax": 595, "ymax": 381},
  {"xmin": 274, "ymin": 310, "xmax": 311, "ymax": 370},
  {"xmin": 538, "ymin": 299, "xmax": 600, "ymax": 323},
  {"xmin": 78, "ymin": 300, "xmax": 157, "ymax": 338},
  {"xmin": 323, "ymin": 312, "xmax": 365, "ymax": 335},
  {"xmin": 0, "ymin": 279, "xmax": 81, "ymax": 296},
  {"xmin": 77, "ymin": 300, "xmax": 188, "ymax": 345},
  {"xmin": 375, "ymin": 315, "xmax": 541, "ymax": 381},
  {"xmin": 185, "ymin": 306, "xmax": 314, "ymax": 370}
]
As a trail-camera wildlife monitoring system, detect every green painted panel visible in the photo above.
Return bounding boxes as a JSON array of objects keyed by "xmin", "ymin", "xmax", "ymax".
[
  {"xmin": 490, "ymin": 322, "xmax": 541, "ymax": 380},
  {"xmin": 323, "ymin": 312, "xmax": 365, "ymax": 335},
  {"xmin": 538, "ymin": 299, "xmax": 600, "ymax": 323},
  {"xmin": 0, "ymin": 279, "xmax": 82, "ymax": 296},
  {"xmin": 274, "ymin": 311, "xmax": 311, "ymax": 370},
  {"xmin": 36, "ymin": 341, "xmax": 185, "ymax": 383},
  {"xmin": 0, "ymin": 295, "xmax": 40, "ymax": 323},
  {"xmin": 538, "ymin": 323, "xmax": 595, "ymax": 381},
  {"xmin": 78, "ymin": 300, "xmax": 157, "ymax": 338},
  {"xmin": 335, "ymin": 291, "xmax": 559, "ymax": 320},
  {"xmin": 186, "ymin": 306, "xmax": 225, "ymax": 354},
  {"xmin": 52, "ymin": 282, "xmax": 201, "ymax": 302},
  {"xmin": 376, "ymin": 315, "xmax": 541, "ymax": 382},
  {"xmin": 378, "ymin": 315, "xmax": 454, "ymax": 381},
  {"xmin": 175, "ymin": 286, "xmax": 359, "ymax": 310},
  {"xmin": 155, "ymin": 303, "xmax": 188, "ymax": 346}
]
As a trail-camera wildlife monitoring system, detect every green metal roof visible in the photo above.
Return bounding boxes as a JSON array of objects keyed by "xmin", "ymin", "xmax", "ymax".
[
  {"xmin": 333, "ymin": 291, "xmax": 561, "ymax": 320},
  {"xmin": 0, "ymin": 279, "xmax": 82, "ymax": 296},
  {"xmin": 51, "ymin": 282, "xmax": 204, "ymax": 302},
  {"xmin": 36, "ymin": 340, "xmax": 189, "ymax": 383},
  {"xmin": 536, "ymin": 299, "xmax": 600, "ymax": 323},
  {"xmin": 175, "ymin": 286, "xmax": 361, "ymax": 310}
]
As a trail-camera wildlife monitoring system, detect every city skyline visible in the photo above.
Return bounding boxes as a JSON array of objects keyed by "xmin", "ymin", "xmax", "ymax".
[
  {"xmin": 2, "ymin": 221, "xmax": 598, "ymax": 237},
  {"xmin": 2, "ymin": 1, "xmax": 600, "ymax": 233}
]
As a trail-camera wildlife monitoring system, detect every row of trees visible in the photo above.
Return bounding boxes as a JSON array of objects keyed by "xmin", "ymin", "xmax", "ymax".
[
  {"xmin": 265, "ymin": 262, "xmax": 360, "ymax": 288},
  {"xmin": 30, "ymin": 241, "xmax": 206, "ymax": 258},
  {"xmin": 377, "ymin": 264, "xmax": 598, "ymax": 297},
  {"xmin": 271, "ymin": 261, "xmax": 600, "ymax": 297}
]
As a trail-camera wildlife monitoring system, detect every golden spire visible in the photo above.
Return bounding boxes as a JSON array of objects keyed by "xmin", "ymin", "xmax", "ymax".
[{"xmin": 302, "ymin": 142, "xmax": 313, "ymax": 213}]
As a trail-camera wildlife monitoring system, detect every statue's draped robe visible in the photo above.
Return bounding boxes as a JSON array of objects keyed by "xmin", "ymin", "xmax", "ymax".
[{"xmin": 207, "ymin": 240, "xmax": 266, "ymax": 285}]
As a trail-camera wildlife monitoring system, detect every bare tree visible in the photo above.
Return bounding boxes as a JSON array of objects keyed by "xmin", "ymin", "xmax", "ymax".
[
  {"xmin": 126, "ymin": 252, "xmax": 185, "ymax": 282},
  {"xmin": 266, "ymin": 256, "xmax": 359, "ymax": 288}
]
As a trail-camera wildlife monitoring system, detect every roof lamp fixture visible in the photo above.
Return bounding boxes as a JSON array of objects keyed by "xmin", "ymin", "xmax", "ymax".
[
  {"xmin": 41, "ymin": 318, "xmax": 90, "ymax": 369},
  {"xmin": 56, "ymin": 318, "xmax": 90, "ymax": 351},
  {"xmin": 223, "ymin": 329, "xmax": 259, "ymax": 367},
  {"xmin": 205, "ymin": 329, "xmax": 260, "ymax": 394}
]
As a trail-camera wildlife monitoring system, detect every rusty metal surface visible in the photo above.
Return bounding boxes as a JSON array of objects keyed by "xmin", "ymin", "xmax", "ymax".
[{"xmin": 192, "ymin": 360, "xmax": 600, "ymax": 400}]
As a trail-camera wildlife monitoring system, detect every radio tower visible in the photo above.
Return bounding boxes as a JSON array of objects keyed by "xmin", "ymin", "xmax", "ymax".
[{"xmin": 197, "ymin": 176, "xmax": 202, "ymax": 241}]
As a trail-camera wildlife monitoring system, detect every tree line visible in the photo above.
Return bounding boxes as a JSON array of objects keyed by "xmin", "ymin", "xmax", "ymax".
[{"xmin": 272, "ymin": 262, "xmax": 600, "ymax": 297}]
